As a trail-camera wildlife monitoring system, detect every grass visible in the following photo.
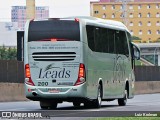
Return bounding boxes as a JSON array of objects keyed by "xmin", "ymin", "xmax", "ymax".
[
  {"xmin": 135, "ymin": 60, "xmax": 142, "ymax": 66},
  {"xmin": 86, "ymin": 117, "xmax": 160, "ymax": 120}
]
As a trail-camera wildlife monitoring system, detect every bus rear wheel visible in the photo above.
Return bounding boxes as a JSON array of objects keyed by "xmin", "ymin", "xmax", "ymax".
[
  {"xmin": 84, "ymin": 102, "xmax": 93, "ymax": 108},
  {"xmin": 118, "ymin": 89, "xmax": 127, "ymax": 106},
  {"xmin": 94, "ymin": 84, "xmax": 102, "ymax": 108},
  {"xmin": 73, "ymin": 102, "xmax": 81, "ymax": 107},
  {"xmin": 40, "ymin": 101, "xmax": 58, "ymax": 109}
]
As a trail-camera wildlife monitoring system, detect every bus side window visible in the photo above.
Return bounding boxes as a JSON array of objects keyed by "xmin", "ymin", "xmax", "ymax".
[
  {"xmin": 94, "ymin": 27, "xmax": 102, "ymax": 52},
  {"xmin": 116, "ymin": 31, "xmax": 129, "ymax": 56},
  {"xmin": 86, "ymin": 25, "xmax": 95, "ymax": 51},
  {"xmin": 95, "ymin": 27, "xmax": 108, "ymax": 53},
  {"xmin": 101, "ymin": 28, "xmax": 108, "ymax": 53},
  {"xmin": 108, "ymin": 29, "xmax": 115, "ymax": 54}
]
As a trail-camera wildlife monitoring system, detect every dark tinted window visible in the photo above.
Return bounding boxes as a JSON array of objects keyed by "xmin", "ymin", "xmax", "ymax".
[
  {"xmin": 86, "ymin": 25, "xmax": 129, "ymax": 55},
  {"xmin": 115, "ymin": 31, "xmax": 129, "ymax": 55},
  {"xmin": 97, "ymin": 27, "xmax": 109, "ymax": 53},
  {"xmin": 108, "ymin": 29, "xmax": 115, "ymax": 53},
  {"xmin": 86, "ymin": 25, "xmax": 109, "ymax": 53},
  {"xmin": 28, "ymin": 20, "xmax": 80, "ymax": 42},
  {"xmin": 86, "ymin": 25, "xmax": 95, "ymax": 51},
  {"xmin": 101, "ymin": 28, "xmax": 109, "ymax": 53},
  {"xmin": 94, "ymin": 27, "xmax": 101, "ymax": 52}
]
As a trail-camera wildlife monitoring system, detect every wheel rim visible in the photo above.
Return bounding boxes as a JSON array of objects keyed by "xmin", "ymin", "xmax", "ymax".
[
  {"xmin": 98, "ymin": 88, "xmax": 102, "ymax": 105},
  {"xmin": 124, "ymin": 90, "xmax": 127, "ymax": 103}
]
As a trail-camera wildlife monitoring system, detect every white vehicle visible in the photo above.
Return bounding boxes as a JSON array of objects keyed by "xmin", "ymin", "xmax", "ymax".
[{"xmin": 24, "ymin": 16, "xmax": 140, "ymax": 109}]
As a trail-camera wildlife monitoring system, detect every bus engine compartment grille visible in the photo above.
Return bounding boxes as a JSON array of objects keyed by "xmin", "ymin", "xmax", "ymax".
[{"xmin": 32, "ymin": 52, "xmax": 76, "ymax": 61}]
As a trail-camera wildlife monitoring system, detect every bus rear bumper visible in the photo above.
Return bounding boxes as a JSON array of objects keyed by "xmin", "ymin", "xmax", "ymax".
[{"xmin": 25, "ymin": 83, "xmax": 87, "ymax": 102}]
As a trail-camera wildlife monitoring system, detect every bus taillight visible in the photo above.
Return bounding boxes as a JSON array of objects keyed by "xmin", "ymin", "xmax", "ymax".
[
  {"xmin": 75, "ymin": 18, "xmax": 79, "ymax": 22},
  {"xmin": 74, "ymin": 63, "xmax": 86, "ymax": 86},
  {"xmin": 25, "ymin": 64, "xmax": 31, "ymax": 78},
  {"xmin": 25, "ymin": 64, "xmax": 35, "ymax": 86}
]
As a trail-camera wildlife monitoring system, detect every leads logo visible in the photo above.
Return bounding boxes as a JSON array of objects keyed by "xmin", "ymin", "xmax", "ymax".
[{"xmin": 39, "ymin": 63, "xmax": 71, "ymax": 79}]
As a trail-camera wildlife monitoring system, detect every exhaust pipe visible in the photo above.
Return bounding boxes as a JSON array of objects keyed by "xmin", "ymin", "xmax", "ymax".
[{"xmin": 32, "ymin": 92, "xmax": 38, "ymax": 96}]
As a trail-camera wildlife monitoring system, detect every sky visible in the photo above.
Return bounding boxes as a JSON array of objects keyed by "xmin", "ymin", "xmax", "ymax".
[
  {"xmin": 0, "ymin": 0, "xmax": 98, "ymax": 46},
  {"xmin": 0, "ymin": 0, "xmax": 98, "ymax": 22}
]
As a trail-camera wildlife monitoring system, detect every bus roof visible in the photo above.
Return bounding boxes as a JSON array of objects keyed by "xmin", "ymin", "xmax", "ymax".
[
  {"xmin": 63, "ymin": 16, "xmax": 129, "ymax": 33},
  {"xmin": 31, "ymin": 16, "xmax": 130, "ymax": 33}
]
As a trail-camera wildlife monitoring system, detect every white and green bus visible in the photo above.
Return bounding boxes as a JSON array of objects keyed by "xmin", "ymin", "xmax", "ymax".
[{"xmin": 24, "ymin": 17, "xmax": 140, "ymax": 109}]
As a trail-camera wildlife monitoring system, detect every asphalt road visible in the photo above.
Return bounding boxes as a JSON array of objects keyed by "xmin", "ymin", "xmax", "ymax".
[{"xmin": 0, "ymin": 93, "xmax": 160, "ymax": 119}]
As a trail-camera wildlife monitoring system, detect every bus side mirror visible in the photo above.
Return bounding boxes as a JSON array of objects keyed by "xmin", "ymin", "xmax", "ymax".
[{"xmin": 132, "ymin": 44, "xmax": 140, "ymax": 60}]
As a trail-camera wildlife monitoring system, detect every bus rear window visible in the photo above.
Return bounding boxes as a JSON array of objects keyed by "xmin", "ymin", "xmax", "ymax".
[{"xmin": 28, "ymin": 20, "xmax": 80, "ymax": 42}]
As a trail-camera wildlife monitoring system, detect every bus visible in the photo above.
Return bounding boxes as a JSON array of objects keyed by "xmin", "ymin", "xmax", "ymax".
[{"xmin": 24, "ymin": 16, "xmax": 140, "ymax": 109}]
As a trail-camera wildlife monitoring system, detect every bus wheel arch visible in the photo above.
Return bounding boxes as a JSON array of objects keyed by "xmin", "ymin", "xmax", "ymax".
[
  {"xmin": 125, "ymin": 81, "xmax": 129, "ymax": 98},
  {"xmin": 94, "ymin": 79, "xmax": 103, "ymax": 108},
  {"xmin": 84, "ymin": 80, "xmax": 103, "ymax": 109},
  {"xmin": 118, "ymin": 81, "xmax": 129, "ymax": 106},
  {"xmin": 97, "ymin": 78, "xmax": 103, "ymax": 99},
  {"xmin": 99, "ymin": 80, "xmax": 103, "ymax": 98}
]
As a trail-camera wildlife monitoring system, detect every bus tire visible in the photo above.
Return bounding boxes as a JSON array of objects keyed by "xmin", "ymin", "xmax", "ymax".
[
  {"xmin": 94, "ymin": 84, "xmax": 102, "ymax": 108},
  {"xmin": 73, "ymin": 102, "xmax": 81, "ymax": 107},
  {"xmin": 118, "ymin": 89, "xmax": 128, "ymax": 106},
  {"xmin": 40, "ymin": 106, "xmax": 48, "ymax": 109},
  {"xmin": 84, "ymin": 102, "xmax": 93, "ymax": 108},
  {"xmin": 40, "ymin": 101, "xmax": 49, "ymax": 110},
  {"xmin": 49, "ymin": 103, "xmax": 58, "ymax": 109},
  {"xmin": 40, "ymin": 101, "xmax": 57, "ymax": 109}
]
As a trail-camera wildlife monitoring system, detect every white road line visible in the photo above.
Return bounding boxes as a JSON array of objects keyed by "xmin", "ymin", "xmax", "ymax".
[
  {"xmin": 0, "ymin": 108, "xmax": 36, "ymax": 111},
  {"xmin": 50, "ymin": 111, "xmax": 93, "ymax": 117}
]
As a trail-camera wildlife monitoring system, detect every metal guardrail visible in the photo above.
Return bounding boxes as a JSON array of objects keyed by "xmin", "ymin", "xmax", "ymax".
[
  {"xmin": 0, "ymin": 60, "xmax": 159, "ymax": 83},
  {"xmin": 135, "ymin": 66, "xmax": 160, "ymax": 81},
  {"xmin": 140, "ymin": 58, "xmax": 154, "ymax": 66},
  {"xmin": 0, "ymin": 60, "xmax": 24, "ymax": 83}
]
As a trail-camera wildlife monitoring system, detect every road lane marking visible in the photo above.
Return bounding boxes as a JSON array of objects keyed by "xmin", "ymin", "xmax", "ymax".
[{"xmin": 0, "ymin": 108, "xmax": 37, "ymax": 111}]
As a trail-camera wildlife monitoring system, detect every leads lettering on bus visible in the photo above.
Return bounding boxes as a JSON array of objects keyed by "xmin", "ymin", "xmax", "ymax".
[{"xmin": 39, "ymin": 68, "xmax": 71, "ymax": 79}]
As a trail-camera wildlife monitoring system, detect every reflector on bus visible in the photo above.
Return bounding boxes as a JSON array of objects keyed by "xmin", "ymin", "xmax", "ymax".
[{"xmin": 36, "ymin": 38, "xmax": 75, "ymax": 42}]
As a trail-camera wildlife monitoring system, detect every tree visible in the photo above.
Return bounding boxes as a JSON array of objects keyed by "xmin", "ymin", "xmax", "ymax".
[
  {"xmin": 157, "ymin": 37, "xmax": 160, "ymax": 42},
  {"xmin": 0, "ymin": 45, "xmax": 7, "ymax": 60},
  {"xmin": 0, "ymin": 46, "xmax": 17, "ymax": 60},
  {"xmin": 131, "ymin": 36, "xmax": 142, "ymax": 41},
  {"xmin": 7, "ymin": 47, "xmax": 17, "ymax": 60}
]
